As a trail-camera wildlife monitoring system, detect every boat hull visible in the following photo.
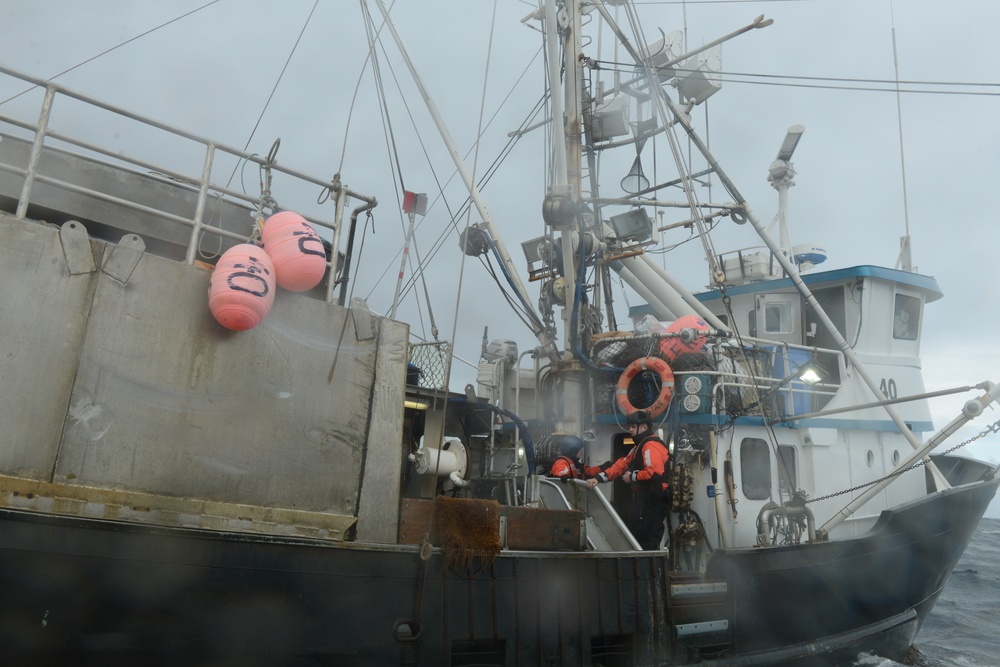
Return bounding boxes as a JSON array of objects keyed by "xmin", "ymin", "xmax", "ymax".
[
  {"xmin": 0, "ymin": 461, "xmax": 994, "ymax": 666},
  {"xmin": 704, "ymin": 461, "xmax": 998, "ymax": 664}
]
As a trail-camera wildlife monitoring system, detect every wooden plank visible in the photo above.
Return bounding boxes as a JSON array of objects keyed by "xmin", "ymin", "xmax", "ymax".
[
  {"xmin": 398, "ymin": 498, "xmax": 435, "ymax": 544},
  {"xmin": 397, "ymin": 498, "xmax": 585, "ymax": 551},
  {"xmin": 504, "ymin": 505, "xmax": 584, "ymax": 551}
]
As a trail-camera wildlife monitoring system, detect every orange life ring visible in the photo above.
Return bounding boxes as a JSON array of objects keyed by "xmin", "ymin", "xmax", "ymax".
[{"xmin": 615, "ymin": 356, "xmax": 674, "ymax": 418}]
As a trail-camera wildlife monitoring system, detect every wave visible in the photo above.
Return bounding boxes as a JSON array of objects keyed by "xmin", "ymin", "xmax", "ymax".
[{"xmin": 909, "ymin": 519, "xmax": 999, "ymax": 666}]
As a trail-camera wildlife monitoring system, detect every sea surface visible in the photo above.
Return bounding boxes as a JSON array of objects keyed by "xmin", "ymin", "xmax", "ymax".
[{"xmin": 853, "ymin": 517, "xmax": 1000, "ymax": 667}]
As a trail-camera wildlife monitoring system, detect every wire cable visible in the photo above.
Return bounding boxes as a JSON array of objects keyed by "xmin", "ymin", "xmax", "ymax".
[{"xmin": 0, "ymin": 1, "xmax": 222, "ymax": 107}]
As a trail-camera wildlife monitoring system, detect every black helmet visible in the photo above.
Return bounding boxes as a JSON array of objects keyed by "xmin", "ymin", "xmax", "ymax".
[
  {"xmin": 556, "ymin": 435, "xmax": 585, "ymax": 457},
  {"xmin": 626, "ymin": 410, "xmax": 652, "ymax": 426}
]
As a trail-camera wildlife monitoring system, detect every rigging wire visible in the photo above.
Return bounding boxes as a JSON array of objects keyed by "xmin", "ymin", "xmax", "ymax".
[
  {"xmin": 360, "ymin": 1, "xmax": 427, "ymax": 329},
  {"xmin": 0, "ymin": 1, "xmax": 222, "ymax": 107},
  {"xmin": 360, "ymin": 37, "xmax": 546, "ymax": 315},
  {"xmin": 199, "ymin": 0, "xmax": 319, "ymax": 259},
  {"xmin": 395, "ymin": 67, "xmax": 547, "ymax": 306},
  {"xmin": 593, "ymin": 59, "xmax": 1000, "ymax": 97},
  {"xmin": 634, "ymin": 0, "xmax": 882, "ymax": 4},
  {"xmin": 395, "ymin": 92, "xmax": 547, "ymax": 307},
  {"xmin": 480, "ymin": 253, "xmax": 542, "ymax": 334},
  {"xmin": 336, "ymin": 2, "xmax": 389, "ymax": 177},
  {"xmin": 440, "ymin": 0, "xmax": 501, "ymax": 396},
  {"xmin": 360, "ymin": 0, "xmax": 408, "ymax": 195},
  {"xmin": 238, "ymin": 1, "xmax": 320, "ymax": 157},
  {"xmin": 395, "ymin": 79, "xmax": 548, "ymax": 293},
  {"xmin": 359, "ymin": 1, "xmax": 547, "ymax": 343},
  {"xmin": 360, "ymin": 1, "xmax": 452, "ymax": 340},
  {"xmin": 619, "ymin": 2, "xmax": 722, "ymax": 278},
  {"xmin": 358, "ymin": 1, "xmax": 445, "ymax": 343}
]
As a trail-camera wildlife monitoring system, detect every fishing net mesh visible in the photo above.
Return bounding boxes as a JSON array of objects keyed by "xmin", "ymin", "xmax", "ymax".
[
  {"xmin": 408, "ymin": 341, "xmax": 450, "ymax": 390},
  {"xmin": 434, "ymin": 496, "xmax": 501, "ymax": 574}
]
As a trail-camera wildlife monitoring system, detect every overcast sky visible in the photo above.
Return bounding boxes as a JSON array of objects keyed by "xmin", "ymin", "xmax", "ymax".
[{"xmin": 3, "ymin": 0, "xmax": 999, "ymax": 514}]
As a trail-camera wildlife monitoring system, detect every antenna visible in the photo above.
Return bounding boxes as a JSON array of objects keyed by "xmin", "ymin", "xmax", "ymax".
[
  {"xmin": 890, "ymin": 1, "xmax": 914, "ymax": 272},
  {"xmin": 767, "ymin": 124, "xmax": 805, "ymax": 260}
]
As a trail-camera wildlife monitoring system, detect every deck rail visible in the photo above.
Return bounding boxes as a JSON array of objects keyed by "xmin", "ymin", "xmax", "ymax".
[{"xmin": 0, "ymin": 63, "xmax": 376, "ymax": 303}]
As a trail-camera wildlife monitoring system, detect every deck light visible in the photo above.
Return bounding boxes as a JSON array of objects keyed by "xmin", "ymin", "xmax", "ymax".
[{"xmin": 797, "ymin": 361, "xmax": 824, "ymax": 386}]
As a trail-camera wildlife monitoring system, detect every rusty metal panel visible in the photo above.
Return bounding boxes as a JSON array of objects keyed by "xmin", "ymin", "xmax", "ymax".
[{"xmin": 0, "ymin": 216, "xmax": 99, "ymax": 479}]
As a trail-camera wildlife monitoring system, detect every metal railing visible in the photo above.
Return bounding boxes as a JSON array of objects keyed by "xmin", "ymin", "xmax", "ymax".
[
  {"xmin": 0, "ymin": 62, "xmax": 376, "ymax": 303},
  {"xmin": 589, "ymin": 331, "xmax": 844, "ymax": 419}
]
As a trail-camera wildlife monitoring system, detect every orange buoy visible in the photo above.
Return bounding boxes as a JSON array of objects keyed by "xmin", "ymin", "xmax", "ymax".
[
  {"xmin": 616, "ymin": 356, "xmax": 674, "ymax": 419},
  {"xmin": 209, "ymin": 244, "xmax": 276, "ymax": 330},
  {"xmin": 261, "ymin": 211, "xmax": 327, "ymax": 292},
  {"xmin": 659, "ymin": 314, "xmax": 708, "ymax": 360}
]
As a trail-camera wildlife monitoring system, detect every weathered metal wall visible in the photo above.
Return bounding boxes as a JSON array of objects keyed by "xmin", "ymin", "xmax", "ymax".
[
  {"xmin": 0, "ymin": 213, "xmax": 407, "ymax": 520},
  {"xmin": 0, "ymin": 217, "xmax": 98, "ymax": 478}
]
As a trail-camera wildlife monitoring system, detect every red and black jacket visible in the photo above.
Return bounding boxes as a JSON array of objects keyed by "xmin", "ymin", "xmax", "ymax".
[
  {"xmin": 596, "ymin": 431, "xmax": 669, "ymax": 493},
  {"xmin": 550, "ymin": 456, "xmax": 606, "ymax": 481}
]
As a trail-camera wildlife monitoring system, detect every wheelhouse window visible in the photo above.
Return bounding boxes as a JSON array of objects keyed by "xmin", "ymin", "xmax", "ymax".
[
  {"xmin": 893, "ymin": 294, "xmax": 920, "ymax": 340},
  {"xmin": 740, "ymin": 438, "xmax": 771, "ymax": 500},
  {"xmin": 764, "ymin": 301, "xmax": 793, "ymax": 334}
]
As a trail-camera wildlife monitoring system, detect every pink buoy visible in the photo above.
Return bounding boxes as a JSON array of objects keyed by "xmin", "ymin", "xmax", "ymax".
[
  {"xmin": 261, "ymin": 211, "xmax": 327, "ymax": 292},
  {"xmin": 208, "ymin": 244, "xmax": 276, "ymax": 331},
  {"xmin": 659, "ymin": 314, "xmax": 708, "ymax": 360}
]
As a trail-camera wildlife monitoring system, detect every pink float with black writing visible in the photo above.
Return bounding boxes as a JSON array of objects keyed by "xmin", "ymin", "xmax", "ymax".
[
  {"xmin": 208, "ymin": 244, "xmax": 276, "ymax": 330},
  {"xmin": 261, "ymin": 211, "xmax": 327, "ymax": 292}
]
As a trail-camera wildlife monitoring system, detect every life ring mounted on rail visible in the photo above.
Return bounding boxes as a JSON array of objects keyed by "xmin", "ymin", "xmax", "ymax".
[{"xmin": 615, "ymin": 356, "xmax": 675, "ymax": 419}]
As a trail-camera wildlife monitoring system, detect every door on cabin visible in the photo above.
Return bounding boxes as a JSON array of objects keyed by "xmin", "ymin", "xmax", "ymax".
[{"xmin": 753, "ymin": 293, "xmax": 802, "ymax": 346}]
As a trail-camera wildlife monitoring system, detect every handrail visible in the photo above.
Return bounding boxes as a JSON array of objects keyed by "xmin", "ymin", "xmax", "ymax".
[
  {"xmin": 589, "ymin": 331, "xmax": 846, "ymax": 418},
  {"xmin": 537, "ymin": 477, "xmax": 643, "ymax": 551},
  {"xmin": 0, "ymin": 62, "xmax": 377, "ymax": 301},
  {"xmin": 0, "ymin": 63, "xmax": 335, "ymax": 189}
]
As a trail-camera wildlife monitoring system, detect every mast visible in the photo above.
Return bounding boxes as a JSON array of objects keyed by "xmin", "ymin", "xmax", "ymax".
[
  {"xmin": 580, "ymin": 5, "xmax": 951, "ymax": 490},
  {"xmin": 543, "ymin": 0, "xmax": 588, "ymax": 437}
]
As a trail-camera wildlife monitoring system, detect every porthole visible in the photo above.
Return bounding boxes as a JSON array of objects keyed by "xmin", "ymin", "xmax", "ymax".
[
  {"xmin": 866, "ymin": 450, "xmax": 875, "ymax": 467},
  {"xmin": 892, "ymin": 450, "xmax": 900, "ymax": 466}
]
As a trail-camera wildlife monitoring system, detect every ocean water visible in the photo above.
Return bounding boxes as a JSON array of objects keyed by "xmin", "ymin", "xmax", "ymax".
[{"xmin": 853, "ymin": 517, "xmax": 1000, "ymax": 667}]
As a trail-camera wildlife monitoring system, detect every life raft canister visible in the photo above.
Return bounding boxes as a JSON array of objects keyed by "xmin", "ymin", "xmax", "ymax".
[
  {"xmin": 616, "ymin": 356, "xmax": 675, "ymax": 418},
  {"xmin": 209, "ymin": 244, "xmax": 276, "ymax": 330},
  {"xmin": 262, "ymin": 211, "xmax": 327, "ymax": 292},
  {"xmin": 659, "ymin": 314, "xmax": 708, "ymax": 360}
]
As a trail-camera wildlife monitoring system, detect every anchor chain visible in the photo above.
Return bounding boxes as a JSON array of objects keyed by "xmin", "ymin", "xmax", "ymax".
[{"xmin": 805, "ymin": 417, "xmax": 1000, "ymax": 505}]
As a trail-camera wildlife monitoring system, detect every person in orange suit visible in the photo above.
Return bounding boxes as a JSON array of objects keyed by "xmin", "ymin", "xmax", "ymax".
[
  {"xmin": 586, "ymin": 410, "xmax": 670, "ymax": 549},
  {"xmin": 548, "ymin": 436, "xmax": 607, "ymax": 482}
]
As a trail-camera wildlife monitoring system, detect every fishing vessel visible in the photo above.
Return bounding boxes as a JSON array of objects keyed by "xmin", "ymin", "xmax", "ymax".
[{"xmin": 0, "ymin": 2, "xmax": 997, "ymax": 665}]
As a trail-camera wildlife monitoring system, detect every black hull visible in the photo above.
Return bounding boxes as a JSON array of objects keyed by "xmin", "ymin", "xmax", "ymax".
[
  {"xmin": 0, "ymin": 467, "xmax": 995, "ymax": 666},
  {"xmin": 704, "ymin": 463, "xmax": 999, "ymax": 665}
]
